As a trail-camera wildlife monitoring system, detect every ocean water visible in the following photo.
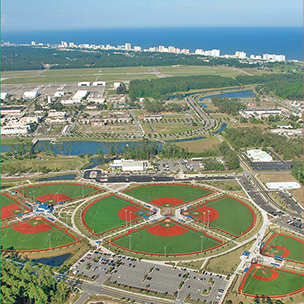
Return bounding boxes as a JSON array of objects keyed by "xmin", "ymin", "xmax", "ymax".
[{"xmin": 1, "ymin": 27, "xmax": 302, "ymax": 61}]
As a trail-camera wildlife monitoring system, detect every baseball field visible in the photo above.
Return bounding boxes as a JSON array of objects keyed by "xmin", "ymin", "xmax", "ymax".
[{"xmin": 1, "ymin": 193, "xmax": 31, "ymax": 220}]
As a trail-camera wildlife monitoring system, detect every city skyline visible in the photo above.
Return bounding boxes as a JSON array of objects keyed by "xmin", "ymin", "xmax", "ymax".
[{"xmin": 1, "ymin": 0, "xmax": 302, "ymax": 32}]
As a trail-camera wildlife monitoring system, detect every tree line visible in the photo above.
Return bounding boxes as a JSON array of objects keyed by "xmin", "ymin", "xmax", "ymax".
[
  {"xmin": 2, "ymin": 46, "xmax": 260, "ymax": 71},
  {"xmin": 129, "ymin": 75, "xmax": 239, "ymax": 100},
  {"xmin": 223, "ymin": 127, "xmax": 303, "ymax": 160},
  {"xmin": 1, "ymin": 258, "xmax": 71, "ymax": 304},
  {"xmin": 211, "ymin": 96, "xmax": 247, "ymax": 116}
]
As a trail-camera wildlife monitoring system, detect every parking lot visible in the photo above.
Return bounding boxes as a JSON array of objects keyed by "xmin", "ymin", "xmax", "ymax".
[{"xmin": 71, "ymin": 251, "xmax": 228, "ymax": 303}]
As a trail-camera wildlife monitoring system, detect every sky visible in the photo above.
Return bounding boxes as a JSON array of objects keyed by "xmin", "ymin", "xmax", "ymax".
[{"xmin": 1, "ymin": 0, "xmax": 303, "ymax": 32}]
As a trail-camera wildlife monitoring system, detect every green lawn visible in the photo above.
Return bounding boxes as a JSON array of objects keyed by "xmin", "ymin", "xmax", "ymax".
[
  {"xmin": 1, "ymin": 193, "xmax": 30, "ymax": 219},
  {"xmin": 19, "ymin": 183, "xmax": 102, "ymax": 200},
  {"xmin": 111, "ymin": 221, "xmax": 222, "ymax": 255},
  {"xmin": 1, "ymin": 218, "xmax": 79, "ymax": 251},
  {"xmin": 262, "ymin": 233, "xmax": 304, "ymax": 263},
  {"xmin": 123, "ymin": 184, "xmax": 212, "ymax": 205},
  {"xmin": 241, "ymin": 265, "xmax": 304, "ymax": 297},
  {"xmin": 83, "ymin": 195, "xmax": 149, "ymax": 234},
  {"xmin": 188, "ymin": 196, "xmax": 255, "ymax": 237}
]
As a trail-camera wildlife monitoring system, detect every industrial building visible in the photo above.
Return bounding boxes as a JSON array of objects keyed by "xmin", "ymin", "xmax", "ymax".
[
  {"xmin": 78, "ymin": 82, "xmax": 91, "ymax": 87},
  {"xmin": 1, "ymin": 92, "xmax": 9, "ymax": 100},
  {"xmin": 92, "ymin": 81, "xmax": 107, "ymax": 86},
  {"xmin": 73, "ymin": 90, "xmax": 89, "ymax": 101}
]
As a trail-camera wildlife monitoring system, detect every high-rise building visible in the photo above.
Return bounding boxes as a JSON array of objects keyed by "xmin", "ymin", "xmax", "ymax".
[
  {"xmin": 134, "ymin": 46, "xmax": 141, "ymax": 51},
  {"xmin": 211, "ymin": 49, "xmax": 220, "ymax": 57},
  {"xmin": 235, "ymin": 51, "xmax": 246, "ymax": 59},
  {"xmin": 31, "ymin": 41, "xmax": 35, "ymax": 46},
  {"xmin": 125, "ymin": 43, "xmax": 131, "ymax": 50},
  {"xmin": 158, "ymin": 45, "xmax": 165, "ymax": 52}
]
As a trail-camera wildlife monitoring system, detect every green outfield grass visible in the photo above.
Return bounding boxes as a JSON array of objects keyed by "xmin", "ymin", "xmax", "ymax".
[
  {"xmin": 82, "ymin": 195, "xmax": 149, "ymax": 234},
  {"xmin": 123, "ymin": 184, "xmax": 212, "ymax": 205},
  {"xmin": 187, "ymin": 196, "xmax": 255, "ymax": 237},
  {"xmin": 262, "ymin": 233, "xmax": 304, "ymax": 263},
  {"xmin": 1, "ymin": 218, "xmax": 79, "ymax": 251},
  {"xmin": 241, "ymin": 265, "xmax": 304, "ymax": 297},
  {"xmin": 111, "ymin": 220, "xmax": 222, "ymax": 255},
  {"xmin": 19, "ymin": 183, "xmax": 102, "ymax": 201},
  {"xmin": 1, "ymin": 194, "xmax": 20, "ymax": 208}
]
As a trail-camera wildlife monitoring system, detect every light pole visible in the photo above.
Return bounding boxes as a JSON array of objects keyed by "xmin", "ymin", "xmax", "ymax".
[
  {"xmin": 125, "ymin": 209, "xmax": 127, "ymax": 227},
  {"xmin": 201, "ymin": 235, "xmax": 203, "ymax": 253},
  {"xmin": 203, "ymin": 212, "xmax": 206, "ymax": 229},
  {"xmin": 47, "ymin": 233, "xmax": 52, "ymax": 250},
  {"xmin": 129, "ymin": 234, "xmax": 132, "ymax": 252},
  {"xmin": 129, "ymin": 211, "xmax": 132, "ymax": 227},
  {"xmin": 207, "ymin": 210, "xmax": 210, "ymax": 229},
  {"xmin": 164, "ymin": 247, "xmax": 166, "ymax": 259}
]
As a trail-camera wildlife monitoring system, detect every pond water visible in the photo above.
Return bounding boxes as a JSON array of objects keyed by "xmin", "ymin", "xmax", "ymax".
[
  {"xmin": 213, "ymin": 123, "xmax": 227, "ymax": 134},
  {"xmin": 168, "ymin": 136, "xmax": 206, "ymax": 143},
  {"xmin": 36, "ymin": 174, "xmax": 77, "ymax": 182},
  {"xmin": 200, "ymin": 90, "xmax": 255, "ymax": 102},
  {"xmin": 31, "ymin": 253, "xmax": 71, "ymax": 266},
  {"xmin": 201, "ymin": 103, "xmax": 208, "ymax": 108}
]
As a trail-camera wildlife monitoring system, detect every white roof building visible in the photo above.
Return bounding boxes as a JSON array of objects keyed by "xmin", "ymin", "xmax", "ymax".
[
  {"xmin": 266, "ymin": 182, "xmax": 301, "ymax": 190},
  {"xmin": 247, "ymin": 149, "xmax": 273, "ymax": 162},
  {"xmin": 23, "ymin": 91, "xmax": 38, "ymax": 99},
  {"xmin": 78, "ymin": 82, "xmax": 90, "ymax": 86},
  {"xmin": 110, "ymin": 159, "xmax": 150, "ymax": 171},
  {"xmin": 73, "ymin": 90, "xmax": 88, "ymax": 101},
  {"xmin": 1, "ymin": 92, "xmax": 9, "ymax": 99},
  {"xmin": 54, "ymin": 91, "xmax": 65, "ymax": 97},
  {"xmin": 92, "ymin": 81, "xmax": 107, "ymax": 86}
]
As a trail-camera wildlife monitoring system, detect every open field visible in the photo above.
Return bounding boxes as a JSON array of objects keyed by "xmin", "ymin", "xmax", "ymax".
[
  {"xmin": 1, "ymin": 217, "xmax": 79, "ymax": 251},
  {"xmin": 82, "ymin": 195, "xmax": 150, "ymax": 234},
  {"xmin": 123, "ymin": 183, "xmax": 213, "ymax": 206},
  {"xmin": 1, "ymin": 157, "xmax": 85, "ymax": 173},
  {"xmin": 1, "ymin": 70, "xmax": 40, "ymax": 77},
  {"xmin": 239, "ymin": 264, "xmax": 304, "ymax": 298},
  {"xmin": 261, "ymin": 232, "xmax": 304, "ymax": 263},
  {"xmin": 142, "ymin": 122, "xmax": 203, "ymax": 134},
  {"xmin": 111, "ymin": 219, "xmax": 223, "ymax": 255},
  {"xmin": 204, "ymin": 241, "xmax": 253, "ymax": 274},
  {"xmin": 1, "ymin": 73, "xmax": 158, "ymax": 85},
  {"xmin": 175, "ymin": 136, "xmax": 220, "ymax": 153},
  {"xmin": 77, "ymin": 124, "xmax": 138, "ymax": 133},
  {"xmin": 185, "ymin": 195, "xmax": 255, "ymax": 237},
  {"xmin": 19, "ymin": 182, "xmax": 103, "ymax": 203}
]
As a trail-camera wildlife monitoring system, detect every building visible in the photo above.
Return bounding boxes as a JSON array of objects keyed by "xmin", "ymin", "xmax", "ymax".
[
  {"xmin": 92, "ymin": 81, "xmax": 107, "ymax": 86},
  {"xmin": 1, "ymin": 106, "xmax": 25, "ymax": 114},
  {"xmin": 73, "ymin": 90, "xmax": 89, "ymax": 101},
  {"xmin": 78, "ymin": 82, "xmax": 91, "ymax": 87},
  {"xmin": 61, "ymin": 99, "xmax": 81, "ymax": 105},
  {"xmin": 110, "ymin": 159, "xmax": 150, "ymax": 171},
  {"xmin": 235, "ymin": 51, "xmax": 246, "ymax": 59},
  {"xmin": 1, "ymin": 123, "xmax": 31, "ymax": 135},
  {"xmin": 23, "ymin": 91, "xmax": 38, "ymax": 99},
  {"xmin": 239, "ymin": 108, "xmax": 282, "ymax": 118},
  {"xmin": 247, "ymin": 149, "xmax": 273, "ymax": 162},
  {"xmin": 263, "ymin": 54, "xmax": 285, "ymax": 62},
  {"xmin": 54, "ymin": 91, "xmax": 65, "ymax": 97},
  {"xmin": 113, "ymin": 82, "xmax": 121, "ymax": 89},
  {"xmin": 134, "ymin": 46, "xmax": 142, "ymax": 52},
  {"xmin": 211, "ymin": 49, "xmax": 220, "ymax": 57},
  {"xmin": 125, "ymin": 43, "xmax": 131, "ymax": 51}
]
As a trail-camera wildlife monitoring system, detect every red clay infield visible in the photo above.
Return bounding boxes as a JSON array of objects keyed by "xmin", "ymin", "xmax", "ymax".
[
  {"xmin": 150, "ymin": 197, "xmax": 185, "ymax": 207},
  {"xmin": 117, "ymin": 205, "xmax": 142, "ymax": 221},
  {"xmin": 13, "ymin": 222, "xmax": 53, "ymax": 234},
  {"xmin": 146, "ymin": 223, "xmax": 188, "ymax": 236},
  {"xmin": 267, "ymin": 245, "xmax": 290, "ymax": 258},
  {"xmin": 1, "ymin": 204, "xmax": 23, "ymax": 219},
  {"xmin": 253, "ymin": 268, "xmax": 279, "ymax": 281},
  {"xmin": 196, "ymin": 206, "xmax": 219, "ymax": 222},
  {"xmin": 36, "ymin": 194, "xmax": 71, "ymax": 202}
]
